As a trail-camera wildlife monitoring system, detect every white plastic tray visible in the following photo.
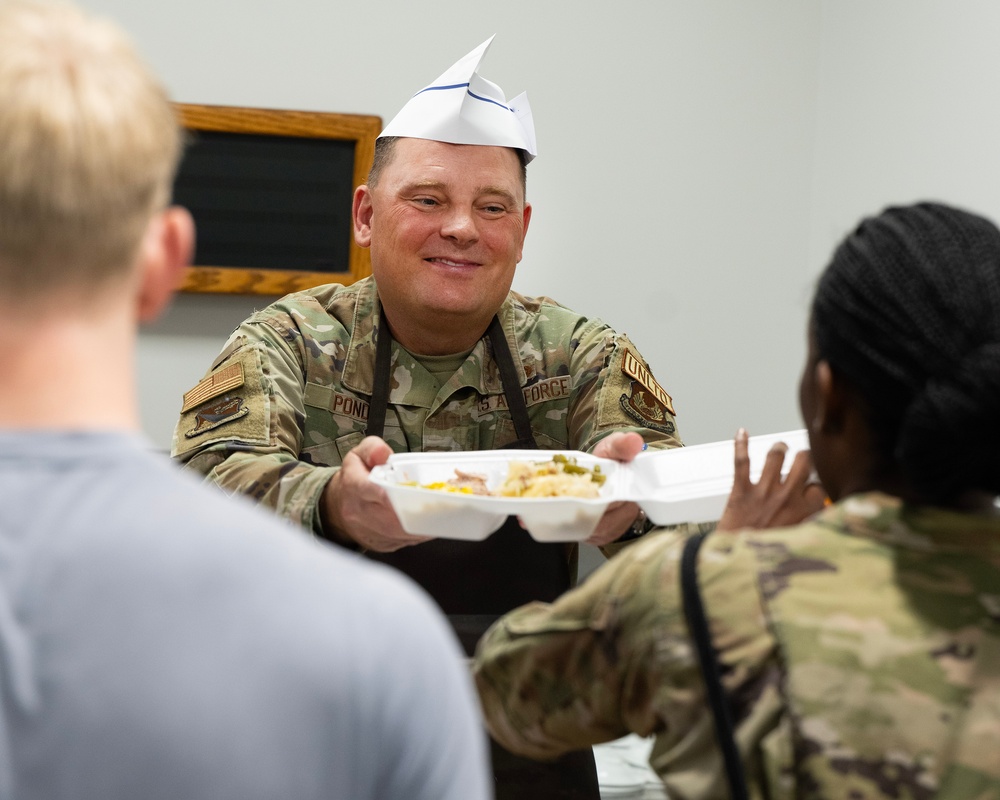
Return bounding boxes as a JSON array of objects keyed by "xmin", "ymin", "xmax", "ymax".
[{"xmin": 368, "ymin": 430, "xmax": 809, "ymax": 542}]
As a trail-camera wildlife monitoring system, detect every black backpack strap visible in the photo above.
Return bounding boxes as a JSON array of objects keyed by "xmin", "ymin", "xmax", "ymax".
[{"xmin": 680, "ymin": 529, "xmax": 750, "ymax": 800}]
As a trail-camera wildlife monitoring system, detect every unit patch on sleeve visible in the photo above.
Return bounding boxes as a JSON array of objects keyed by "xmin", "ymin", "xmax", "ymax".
[
  {"xmin": 187, "ymin": 395, "xmax": 249, "ymax": 437},
  {"xmin": 619, "ymin": 348, "xmax": 677, "ymax": 433},
  {"xmin": 172, "ymin": 345, "xmax": 270, "ymax": 457}
]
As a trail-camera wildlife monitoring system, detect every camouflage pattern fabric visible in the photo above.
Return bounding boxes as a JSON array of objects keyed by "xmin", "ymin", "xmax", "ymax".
[
  {"xmin": 172, "ymin": 277, "xmax": 682, "ymax": 546},
  {"xmin": 473, "ymin": 492, "xmax": 1000, "ymax": 800}
]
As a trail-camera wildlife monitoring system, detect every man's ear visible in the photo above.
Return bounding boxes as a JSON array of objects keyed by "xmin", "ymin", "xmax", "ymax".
[
  {"xmin": 353, "ymin": 185, "xmax": 373, "ymax": 248},
  {"xmin": 515, "ymin": 202, "xmax": 532, "ymax": 264},
  {"xmin": 136, "ymin": 206, "xmax": 195, "ymax": 323}
]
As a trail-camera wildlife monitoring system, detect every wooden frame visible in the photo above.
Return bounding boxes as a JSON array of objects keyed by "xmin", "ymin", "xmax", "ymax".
[{"xmin": 174, "ymin": 103, "xmax": 381, "ymax": 295}]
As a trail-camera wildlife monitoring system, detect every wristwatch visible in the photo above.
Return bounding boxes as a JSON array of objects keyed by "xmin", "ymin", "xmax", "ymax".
[{"xmin": 618, "ymin": 508, "xmax": 654, "ymax": 542}]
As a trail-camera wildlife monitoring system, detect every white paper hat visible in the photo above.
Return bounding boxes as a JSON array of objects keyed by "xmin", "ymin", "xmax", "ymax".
[{"xmin": 378, "ymin": 35, "xmax": 537, "ymax": 163}]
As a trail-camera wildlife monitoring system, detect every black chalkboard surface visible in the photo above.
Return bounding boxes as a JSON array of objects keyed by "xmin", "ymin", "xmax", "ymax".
[
  {"xmin": 174, "ymin": 131, "xmax": 354, "ymax": 273},
  {"xmin": 173, "ymin": 104, "xmax": 381, "ymax": 295}
]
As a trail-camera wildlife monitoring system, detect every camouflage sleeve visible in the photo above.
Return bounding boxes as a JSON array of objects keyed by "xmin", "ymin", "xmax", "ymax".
[
  {"xmin": 568, "ymin": 321, "xmax": 684, "ymax": 454},
  {"xmin": 473, "ymin": 530, "xmax": 675, "ymax": 760},
  {"xmin": 171, "ymin": 320, "xmax": 335, "ymax": 533},
  {"xmin": 561, "ymin": 319, "xmax": 690, "ymax": 555},
  {"xmin": 473, "ymin": 528, "xmax": 783, "ymax": 794}
]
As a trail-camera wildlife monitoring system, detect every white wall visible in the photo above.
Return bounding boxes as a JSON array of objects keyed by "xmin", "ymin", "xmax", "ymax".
[
  {"xmin": 808, "ymin": 1, "xmax": 1000, "ymax": 269},
  {"xmin": 75, "ymin": 0, "xmax": 1000, "ymax": 453}
]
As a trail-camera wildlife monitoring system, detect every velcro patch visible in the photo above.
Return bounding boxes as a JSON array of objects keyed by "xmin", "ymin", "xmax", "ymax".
[
  {"xmin": 181, "ymin": 362, "xmax": 245, "ymax": 413},
  {"xmin": 620, "ymin": 387, "xmax": 676, "ymax": 434},
  {"xmin": 187, "ymin": 395, "xmax": 249, "ymax": 438},
  {"xmin": 171, "ymin": 345, "xmax": 270, "ymax": 460},
  {"xmin": 621, "ymin": 349, "xmax": 675, "ymax": 416}
]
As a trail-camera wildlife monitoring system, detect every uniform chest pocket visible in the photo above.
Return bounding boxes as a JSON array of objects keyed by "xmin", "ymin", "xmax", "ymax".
[
  {"xmin": 302, "ymin": 382, "xmax": 404, "ymax": 464},
  {"xmin": 301, "ymin": 383, "xmax": 367, "ymax": 466},
  {"xmin": 490, "ymin": 416, "xmax": 567, "ymax": 450}
]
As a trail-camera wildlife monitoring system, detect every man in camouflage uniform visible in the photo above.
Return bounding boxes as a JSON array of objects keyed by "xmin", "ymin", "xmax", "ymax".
[
  {"xmin": 173, "ymin": 36, "xmax": 681, "ymax": 588},
  {"xmin": 171, "ymin": 38, "xmax": 680, "ymax": 593},
  {"xmin": 172, "ymin": 37, "xmax": 681, "ymax": 800},
  {"xmin": 172, "ymin": 275, "xmax": 679, "ymax": 540},
  {"xmin": 472, "ymin": 203, "xmax": 1000, "ymax": 799}
]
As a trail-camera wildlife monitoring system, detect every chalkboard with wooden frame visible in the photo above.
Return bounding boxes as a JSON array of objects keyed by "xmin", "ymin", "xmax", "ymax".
[{"xmin": 172, "ymin": 103, "xmax": 381, "ymax": 295}]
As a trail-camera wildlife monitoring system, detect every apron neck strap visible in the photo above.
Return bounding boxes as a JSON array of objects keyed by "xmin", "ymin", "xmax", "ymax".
[
  {"xmin": 487, "ymin": 315, "xmax": 535, "ymax": 448},
  {"xmin": 366, "ymin": 313, "xmax": 535, "ymax": 449},
  {"xmin": 366, "ymin": 315, "xmax": 393, "ymax": 438}
]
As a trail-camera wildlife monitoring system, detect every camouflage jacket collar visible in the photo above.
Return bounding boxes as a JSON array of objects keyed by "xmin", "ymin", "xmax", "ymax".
[
  {"xmin": 340, "ymin": 277, "xmax": 528, "ymax": 405},
  {"xmin": 818, "ymin": 491, "xmax": 1000, "ymax": 555}
]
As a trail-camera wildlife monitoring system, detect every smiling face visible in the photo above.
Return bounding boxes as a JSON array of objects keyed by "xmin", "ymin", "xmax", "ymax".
[{"xmin": 352, "ymin": 138, "xmax": 531, "ymax": 355}]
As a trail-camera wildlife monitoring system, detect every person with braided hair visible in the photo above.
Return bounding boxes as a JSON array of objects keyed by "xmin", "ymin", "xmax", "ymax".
[
  {"xmin": 473, "ymin": 201, "xmax": 1000, "ymax": 799},
  {"xmin": 807, "ymin": 202, "xmax": 1000, "ymax": 510}
]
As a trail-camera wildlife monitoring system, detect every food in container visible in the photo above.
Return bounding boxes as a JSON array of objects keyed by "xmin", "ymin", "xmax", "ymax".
[{"xmin": 368, "ymin": 430, "xmax": 809, "ymax": 543}]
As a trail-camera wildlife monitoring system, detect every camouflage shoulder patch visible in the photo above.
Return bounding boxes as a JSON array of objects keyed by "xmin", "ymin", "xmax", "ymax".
[
  {"xmin": 621, "ymin": 348, "xmax": 675, "ymax": 416},
  {"xmin": 594, "ymin": 339, "xmax": 679, "ymax": 437},
  {"xmin": 616, "ymin": 348, "xmax": 677, "ymax": 435},
  {"xmin": 172, "ymin": 346, "xmax": 270, "ymax": 459},
  {"xmin": 185, "ymin": 395, "xmax": 249, "ymax": 438}
]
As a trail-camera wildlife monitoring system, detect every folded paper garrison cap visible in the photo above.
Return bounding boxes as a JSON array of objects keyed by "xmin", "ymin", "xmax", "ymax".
[{"xmin": 378, "ymin": 35, "xmax": 537, "ymax": 163}]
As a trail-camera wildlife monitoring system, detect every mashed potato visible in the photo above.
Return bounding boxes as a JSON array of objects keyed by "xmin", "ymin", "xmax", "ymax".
[{"xmin": 496, "ymin": 455, "xmax": 605, "ymax": 498}]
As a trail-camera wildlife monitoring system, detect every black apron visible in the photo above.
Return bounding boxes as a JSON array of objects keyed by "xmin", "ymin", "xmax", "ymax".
[{"xmin": 365, "ymin": 315, "xmax": 601, "ymax": 800}]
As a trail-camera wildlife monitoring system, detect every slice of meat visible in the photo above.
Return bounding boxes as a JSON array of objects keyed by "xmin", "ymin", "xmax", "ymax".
[{"xmin": 448, "ymin": 469, "xmax": 491, "ymax": 495}]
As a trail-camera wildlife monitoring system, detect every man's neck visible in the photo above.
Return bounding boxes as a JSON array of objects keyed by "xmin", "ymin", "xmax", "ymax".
[
  {"xmin": 380, "ymin": 309, "xmax": 493, "ymax": 357},
  {"xmin": 0, "ymin": 307, "xmax": 140, "ymax": 431}
]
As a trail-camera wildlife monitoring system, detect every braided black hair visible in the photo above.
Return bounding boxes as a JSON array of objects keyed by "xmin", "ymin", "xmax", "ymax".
[{"xmin": 812, "ymin": 201, "xmax": 1000, "ymax": 505}]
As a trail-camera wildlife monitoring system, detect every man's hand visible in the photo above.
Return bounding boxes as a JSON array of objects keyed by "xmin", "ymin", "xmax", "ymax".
[
  {"xmin": 319, "ymin": 436, "xmax": 433, "ymax": 552},
  {"xmin": 716, "ymin": 428, "xmax": 827, "ymax": 531},
  {"xmin": 585, "ymin": 432, "xmax": 647, "ymax": 546}
]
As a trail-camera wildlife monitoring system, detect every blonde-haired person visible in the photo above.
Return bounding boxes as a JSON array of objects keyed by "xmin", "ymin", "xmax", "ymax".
[
  {"xmin": 0, "ymin": 0, "xmax": 181, "ymax": 298},
  {"xmin": 0, "ymin": 3, "xmax": 491, "ymax": 799}
]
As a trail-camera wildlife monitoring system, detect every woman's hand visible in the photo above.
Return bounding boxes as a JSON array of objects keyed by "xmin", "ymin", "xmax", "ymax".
[{"xmin": 716, "ymin": 428, "xmax": 827, "ymax": 531}]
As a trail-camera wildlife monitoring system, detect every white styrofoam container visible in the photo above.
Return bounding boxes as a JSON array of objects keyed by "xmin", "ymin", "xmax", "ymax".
[
  {"xmin": 369, "ymin": 450, "xmax": 624, "ymax": 543},
  {"xmin": 368, "ymin": 430, "xmax": 810, "ymax": 542},
  {"xmin": 593, "ymin": 735, "xmax": 665, "ymax": 800},
  {"xmin": 626, "ymin": 428, "xmax": 811, "ymax": 525}
]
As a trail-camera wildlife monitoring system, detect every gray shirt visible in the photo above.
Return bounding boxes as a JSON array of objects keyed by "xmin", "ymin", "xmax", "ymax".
[{"xmin": 0, "ymin": 431, "xmax": 491, "ymax": 800}]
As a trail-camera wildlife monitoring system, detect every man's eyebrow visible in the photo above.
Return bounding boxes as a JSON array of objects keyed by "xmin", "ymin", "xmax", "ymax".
[
  {"xmin": 478, "ymin": 186, "xmax": 519, "ymax": 204},
  {"xmin": 401, "ymin": 179, "xmax": 446, "ymax": 192}
]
